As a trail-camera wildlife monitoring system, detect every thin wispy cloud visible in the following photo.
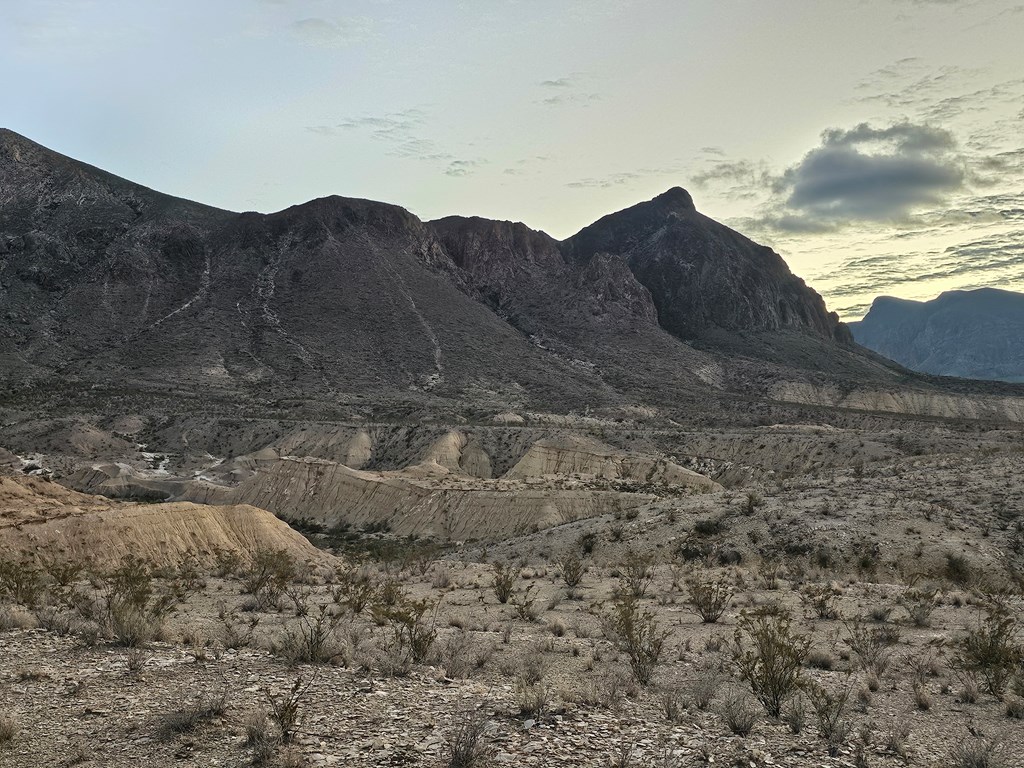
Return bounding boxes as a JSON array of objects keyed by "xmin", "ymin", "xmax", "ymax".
[
  {"xmin": 290, "ymin": 16, "xmax": 374, "ymax": 47},
  {"xmin": 535, "ymin": 74, "xmax": 602, "ymax": 107}
]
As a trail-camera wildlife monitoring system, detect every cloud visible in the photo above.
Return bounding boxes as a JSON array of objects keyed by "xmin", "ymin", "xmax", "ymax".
[
  {"xmin": 306, "ymin": 109, "xmax": 450, "ymax": 159},
  {"xmin": 444, "ymin": 159, "xmax": 484, "ymax": 177},
  {"xmin": 691, "ymin": 159, "xmax": 773, "ymax": 199},
  {"xmin": 765, "ymin": 122, "xmax": 966, "ymax": 231},
  {"xmin": 535, "ymin": 74, "xmax": 602, "ymax": 107},
  {"xmin": 566, "ymin": 165, "xmax": 683, "ymax": 189},
  {"xmin": 291, "ymin": 16, "xmax": 373, "ymax": 47}
]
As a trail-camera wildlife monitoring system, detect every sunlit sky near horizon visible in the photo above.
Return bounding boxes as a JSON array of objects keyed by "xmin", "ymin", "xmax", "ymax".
[{"xmin": 3, "ymin": 0, "xmax": 1023, "ymax": 320}]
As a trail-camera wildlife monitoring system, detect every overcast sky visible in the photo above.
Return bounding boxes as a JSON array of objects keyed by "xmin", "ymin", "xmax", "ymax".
[{"xmin": 3, "ymin": 0, "xmax": 1023, "ymax": 319}]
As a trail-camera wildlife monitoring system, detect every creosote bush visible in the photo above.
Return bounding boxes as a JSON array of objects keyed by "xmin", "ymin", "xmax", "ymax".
[
  {"xmin": 446, "ymin": 708, "xmax": 493, "ymax": 768},
  {"xmin": 603, "ymin": 593, "xmax": 668, "ymax": 685},
  {"xmin": 491, "ymin": 563, "xmax": 516, "ymax": 604},
  {"xmin": 955, "ymin": 598, "xmax": 1022, "ymax": 696},
  {"xmin": 372, "ymin": 592, "xmax": 438, "ymax": 663},
  {"xmin": 559, "ymin": 554, "xmax": 585, "ymax": 589},
  {"xmin": 685, "ymin": 570, "xmax": 733, "ymax": 624},
  {"xmin": 619, "ymin": 550, "xmax": 656, "ymax": 599},
  {"xmin": 800, "ymin": 583, "xmax": 840, "ymax": 620},
  {"xmin": 0, "ymin": 557, "xmax": 44, "ymax": 608},
  {"xmin": 241, "ymin": 549, "xmax": 297, "ymax": 610},
  {"xmin": 733, "ymin": 607, "xmax": 810, "ymax": 717}
]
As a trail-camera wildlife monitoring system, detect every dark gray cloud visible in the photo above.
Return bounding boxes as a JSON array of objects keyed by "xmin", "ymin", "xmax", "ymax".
[{"xmin": 768, "ymin": 122, "xmax": 965, "ymax": 231}]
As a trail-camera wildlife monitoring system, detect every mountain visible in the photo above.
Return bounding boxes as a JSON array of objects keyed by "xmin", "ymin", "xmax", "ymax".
[
  {"xmin": 849, "ymin": 288, "xmax": 1024, "ymax": 383},
  {"xmin": 2, "ymin": 128, "xmax": 1023, "ymax": 427}
]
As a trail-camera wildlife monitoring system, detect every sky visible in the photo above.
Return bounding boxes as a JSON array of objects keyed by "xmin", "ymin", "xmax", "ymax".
[{"xmin": 3, "ymin": 0, "xmax": 1023, "ymax": 320}]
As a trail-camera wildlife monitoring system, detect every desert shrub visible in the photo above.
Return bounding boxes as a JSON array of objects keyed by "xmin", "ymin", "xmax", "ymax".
[
  {"xmin": 800, "ymin": 583, "xmax": 840, "ymax": 619},
  {"xmin": 913, "ymin": 682, "xmax": 933, "ymax": 711},
  {"xmin": 686, "ymin": 662, "xmax": 724, "ymax": 710},
  {"xmin": 782, "ymin": 695, "xmax": 806, "ymax": 734},
  {"xmin": 579, "ymin": 669, "xmax": 630, "ymax": 709},
  {"xmin": 241, "ymin": 549, "xmax": 296, "ymax": 610},
  {"xmin": 265, "ymin": 675, "xmax": 313, "ymax": 745},
  {"xmin": 661, "ymin": 686, "xmax": 685, "ymax": 723},
  {"xmin": 97, "ymin": 555, "xmax": 182, "ymax": 646},
  {"xmin": 212, "ymin": 547, "xmax": 243, "ymax": 577},
  {"xmin": 515, "ymin": 660, "xmax": 550, "ymax": 717},
  {"xmin": 720, "ymin": 689, "xmax": 758, "ymax": 736},
  {"xmin": 693, "ymin": 517, "xmax": 727, "ymax": 536},
  {"xmin": 742, "ymin": 492, "xmax": 763, "ymax": 516},
  {"xmin": 944, "ymin": 553, "xmax": 975, "ymax": 587},
  {"xmin": 559, "ymin": 554, "xmax": 585, "ymax": 588},
  {"xmin": 0, "ymin": 557, "xmax": 44, "ymax": 608},
  {"xmin": 437, "ymin": 629, "xmax": 493, "ymax": 679},
  {"xmin": 446, "ymin": 708, "xmax": 493, "ymax": 768},
  {"xmin": 883, "ymin": 719, "xmax": 911, "ymax": 759},
  {"xmin": 807, "ymin": 682, "xmax": 851, "ymax": 757},
  {"xmin": 0, "ymin": 715, "xmax": 16, "ymax": 747},
  {"xmin": 510, "ymin": 585, "xmax": 539, "ymax": 621},
  {"xmin": 279, "ymin": 605, "xmax": 345, "ymax": 664},
  {"xmin": 805, "ymin": 649, "xmax": 835, "ymax": 670},
  {"xmin": 901, "ymin": 587, "xmax": 939, "ymax": 627},
  {"xmin": 733, "ymin": 607, "xmax": 810, "ymax": 717},
  {"xmin": 685, "ymin": 570, "xmax": 733, "ymax": 623},
  {"xmin": 331, "ymin": 565, "xmax": 377, "ymax": 614},
  {"xmin": 603, "ymin": 593, "xmax": 668, "ymax": 685},
  {"xmin": 577, "ymin": 532, "xmax": 598, "ymax": 556},
  {"xmin": 491, "ymin": 563, "xmax": 516, "ymax": 604},
  {"xmin": 759, "ymin": 560, "xmax": 781, "ymax": 590},
  {"xmin": 948, "ymin": 736, "xmax": 1005, "ymax": 768},
  {"xmin": 1004, "ymin": 695, "xmax": 1024, "ymax": 719},
  {"xmin": 955, "ymin": 599, "xmax": 1022, "ymax": 696},
  {"xmin": 619, "ymin": 550, "xmax": 655, "ymax": 599},
  {"xmin": 156, "ymin": 691, "xmax": 228, "ymax": 740},
  {"xmin": 844, "ymin": 616, "xmax": 897, "ymax": 676},
  {"xmin": 244, "ymin": 710, "xmax": 278, "ymax": 766},
  {"xmin": 372, "ymin": 593, "xmax": 437, "ymax": 663}
]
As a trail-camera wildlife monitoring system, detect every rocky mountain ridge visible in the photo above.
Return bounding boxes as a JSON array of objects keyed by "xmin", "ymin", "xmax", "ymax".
[
  {"xmin": 2, "ymin": 127, "xmax": 1023, "ymax": 428},
  {"xmin": 849, "ymin": 288, "xmax": 1024, "ymax": 383}
]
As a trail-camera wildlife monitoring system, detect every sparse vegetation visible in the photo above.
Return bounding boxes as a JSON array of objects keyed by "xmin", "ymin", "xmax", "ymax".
[{"xmin": 733, "ymin": 607, "xmax": 810, "ymax": 717}]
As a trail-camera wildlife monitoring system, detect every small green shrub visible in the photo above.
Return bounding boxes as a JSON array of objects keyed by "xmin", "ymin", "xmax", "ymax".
[
  {"xmin": 955, "ymin": 599, "xmax": 1022, "ymax": 696},
  {"xmin": 491, "ymin": 563, "xmax": 516, "ymax": 604},
  {"xmin": 733, "ymin": 607, "xmax": 810, "ymax": 717},
  {"xmin": 603, "ymin": 593, "xmax": 668, "ymax": 685},
  {"xmin": 241, "ymin": 549, "xmax": 296, "ymax": 610},
  {"xmin": 685, "ymin": 571, "xmax": 733, "ymax": 623}
]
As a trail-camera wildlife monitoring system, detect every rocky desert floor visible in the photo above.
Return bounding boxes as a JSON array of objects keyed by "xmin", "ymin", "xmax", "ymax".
[{"xmin": 2, "ymin": 440, "xmax": 1024, "ymax": 768}]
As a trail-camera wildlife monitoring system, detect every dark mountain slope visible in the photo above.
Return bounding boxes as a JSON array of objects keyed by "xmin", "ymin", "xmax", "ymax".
[{"xmin": 3, "ymin": 128, "xmax": 1023, "ymax": 423}]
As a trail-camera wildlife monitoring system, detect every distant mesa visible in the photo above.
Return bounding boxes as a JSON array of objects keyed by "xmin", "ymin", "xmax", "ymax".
[{"xmin": 849, "ymin": 288, "xmax": 1024, "ymax": 383}]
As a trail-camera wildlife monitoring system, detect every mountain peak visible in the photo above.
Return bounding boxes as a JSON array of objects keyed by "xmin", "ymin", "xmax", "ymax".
[{"xmin": 652, "ymin": 186, "xmax": 695, "ymax": 211}]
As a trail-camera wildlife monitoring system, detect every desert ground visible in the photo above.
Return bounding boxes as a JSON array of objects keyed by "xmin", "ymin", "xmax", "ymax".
[{"xmin": 2, "ymin": 418, "xmax": 1023, "ymax": 768}]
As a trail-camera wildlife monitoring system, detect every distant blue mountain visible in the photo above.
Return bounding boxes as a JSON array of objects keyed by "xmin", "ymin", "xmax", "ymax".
[{"xmin": 848, "ymin": 288, "xmax": 1024, "ymax": 382}]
